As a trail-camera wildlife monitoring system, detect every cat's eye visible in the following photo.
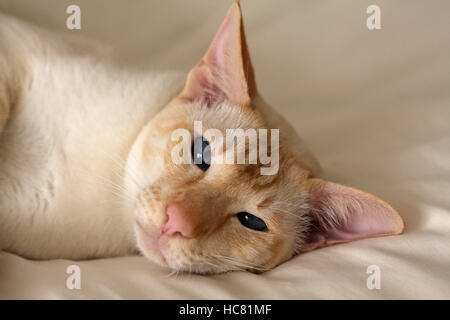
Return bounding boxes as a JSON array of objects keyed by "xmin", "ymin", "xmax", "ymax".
[
  {"xmin": 236, "ymin": 212, "xmax": 268, "ymax": 232},
  {"xmin": 191, "ymin": 136, "xmax": 211, "ymax": 171}
]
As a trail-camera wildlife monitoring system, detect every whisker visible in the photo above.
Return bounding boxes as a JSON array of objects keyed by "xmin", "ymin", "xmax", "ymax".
[{"xmin": 211, "ymin": 254, "xmax": 269, "ymax": 272}]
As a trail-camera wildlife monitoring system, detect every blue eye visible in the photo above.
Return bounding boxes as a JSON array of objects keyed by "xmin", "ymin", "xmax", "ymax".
[
  {"xmin": 191, "ymin": 136, "xmax": 211, "ymax": 171},
  {"xmin": 236, "ymin": 212, "xmax": 268, "ymax": 232}
]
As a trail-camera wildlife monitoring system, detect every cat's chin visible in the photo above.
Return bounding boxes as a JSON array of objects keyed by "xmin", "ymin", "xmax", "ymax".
[
  {"xmin": 135, "ymin": 221, "xmax": 169, "ymax": 267},
  {"xmin": 134, "ymin": 220, "xmax": 231, "ymax": 275}
]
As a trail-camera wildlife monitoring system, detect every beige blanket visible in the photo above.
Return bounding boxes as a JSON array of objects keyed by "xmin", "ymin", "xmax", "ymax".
[{"xmin": 0, "ymin": 0, "xmax": 449, "ymax": 299}]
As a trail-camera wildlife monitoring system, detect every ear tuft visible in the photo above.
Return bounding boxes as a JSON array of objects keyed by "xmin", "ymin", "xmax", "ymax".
[
  {"xmin": 301, "ymin": 178, "xmax": 405, "ymax": 252},
  {"xmin": 180, "ymin": 2, "xmax": 256, "ymax": 107}
]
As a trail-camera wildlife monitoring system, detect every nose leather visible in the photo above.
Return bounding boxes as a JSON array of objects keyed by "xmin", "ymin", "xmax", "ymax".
[{"xmin": 162, "ymin": 203, "xmax": 197, "ymax": 238}]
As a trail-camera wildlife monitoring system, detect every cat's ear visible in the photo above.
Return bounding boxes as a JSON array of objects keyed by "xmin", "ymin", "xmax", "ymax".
[
  {"xmin": 300, "ymin": 178, "xmax": 405, "ymax": 252},
  {"xmin": 179, "ymin": 2, "xmax": 256, "ymax": 107}
]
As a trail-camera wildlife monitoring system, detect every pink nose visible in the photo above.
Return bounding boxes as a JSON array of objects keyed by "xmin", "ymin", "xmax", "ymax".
[{"xmin": 162, "ymin": 203, "xmax": 196, "ymax": 238}]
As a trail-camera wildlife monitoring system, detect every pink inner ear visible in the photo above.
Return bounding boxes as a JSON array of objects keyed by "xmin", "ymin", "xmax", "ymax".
[
  {"xmin": 325, "ymin": 187, "xmax": 403, "ymax": 240},
  {"xmin": 204, "ymin": 11, "xmax": 235, "ymax": 69},
  {"xmin": 185, "ymin": 62, "xmax": 228, "ymax": 106},
  {"xmin": 181, "ymin": 3, "xmax": 250, "ymax": 107},
  {"xmin": 302, "ymin": 179, "xmax": 405, "ymax": 251}
]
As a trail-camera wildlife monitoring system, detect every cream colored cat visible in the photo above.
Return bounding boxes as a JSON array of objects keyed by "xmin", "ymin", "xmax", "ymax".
[{"xmin": 0, "ymin": 3, "xmax": 404, "ymax": 274}]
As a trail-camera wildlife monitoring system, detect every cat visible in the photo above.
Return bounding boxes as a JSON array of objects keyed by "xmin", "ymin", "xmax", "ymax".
[{"xmin": 0, "ymin": 2, "xmax": 404, "ymax": 274}]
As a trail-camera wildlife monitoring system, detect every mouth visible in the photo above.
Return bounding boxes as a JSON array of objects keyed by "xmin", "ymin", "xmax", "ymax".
[{"xmin": 135, "ymin": 220, "xmax": 168, "ymax": 266}]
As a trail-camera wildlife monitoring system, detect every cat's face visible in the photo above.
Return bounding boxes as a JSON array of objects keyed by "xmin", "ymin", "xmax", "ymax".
[
  {"xmin": 128, "ymin": 96, "xmax": 312, "ymax": 273},
  {"xmin": 124, "ymin": 3, "xmax": 404, "ymax": 274}
]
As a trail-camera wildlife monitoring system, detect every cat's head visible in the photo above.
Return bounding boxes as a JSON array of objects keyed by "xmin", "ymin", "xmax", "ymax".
[{"xmin": 125, "ymin": 2, "xmax": 404, "ymax": 274}]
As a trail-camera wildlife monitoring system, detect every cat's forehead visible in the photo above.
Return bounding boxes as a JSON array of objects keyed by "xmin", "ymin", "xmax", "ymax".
[{"xmin": 166, "ymin": 98, "xmax": 265, "ymax": 130}]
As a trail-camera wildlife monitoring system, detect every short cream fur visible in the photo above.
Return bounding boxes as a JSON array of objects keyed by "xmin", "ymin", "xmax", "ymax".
[{"xmin": 0, "ymin": 3, "xmax": 403, "ymax": 274}]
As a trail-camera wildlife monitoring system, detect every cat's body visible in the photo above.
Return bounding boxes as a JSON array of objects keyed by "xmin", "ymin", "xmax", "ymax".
[
  {"xmin": 0, "ymin": 4, "xmax": 403, "ymax": 274},
  {"xmin": 0, "ymin": 13, "xmax": 185, "ymax": 258}
]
